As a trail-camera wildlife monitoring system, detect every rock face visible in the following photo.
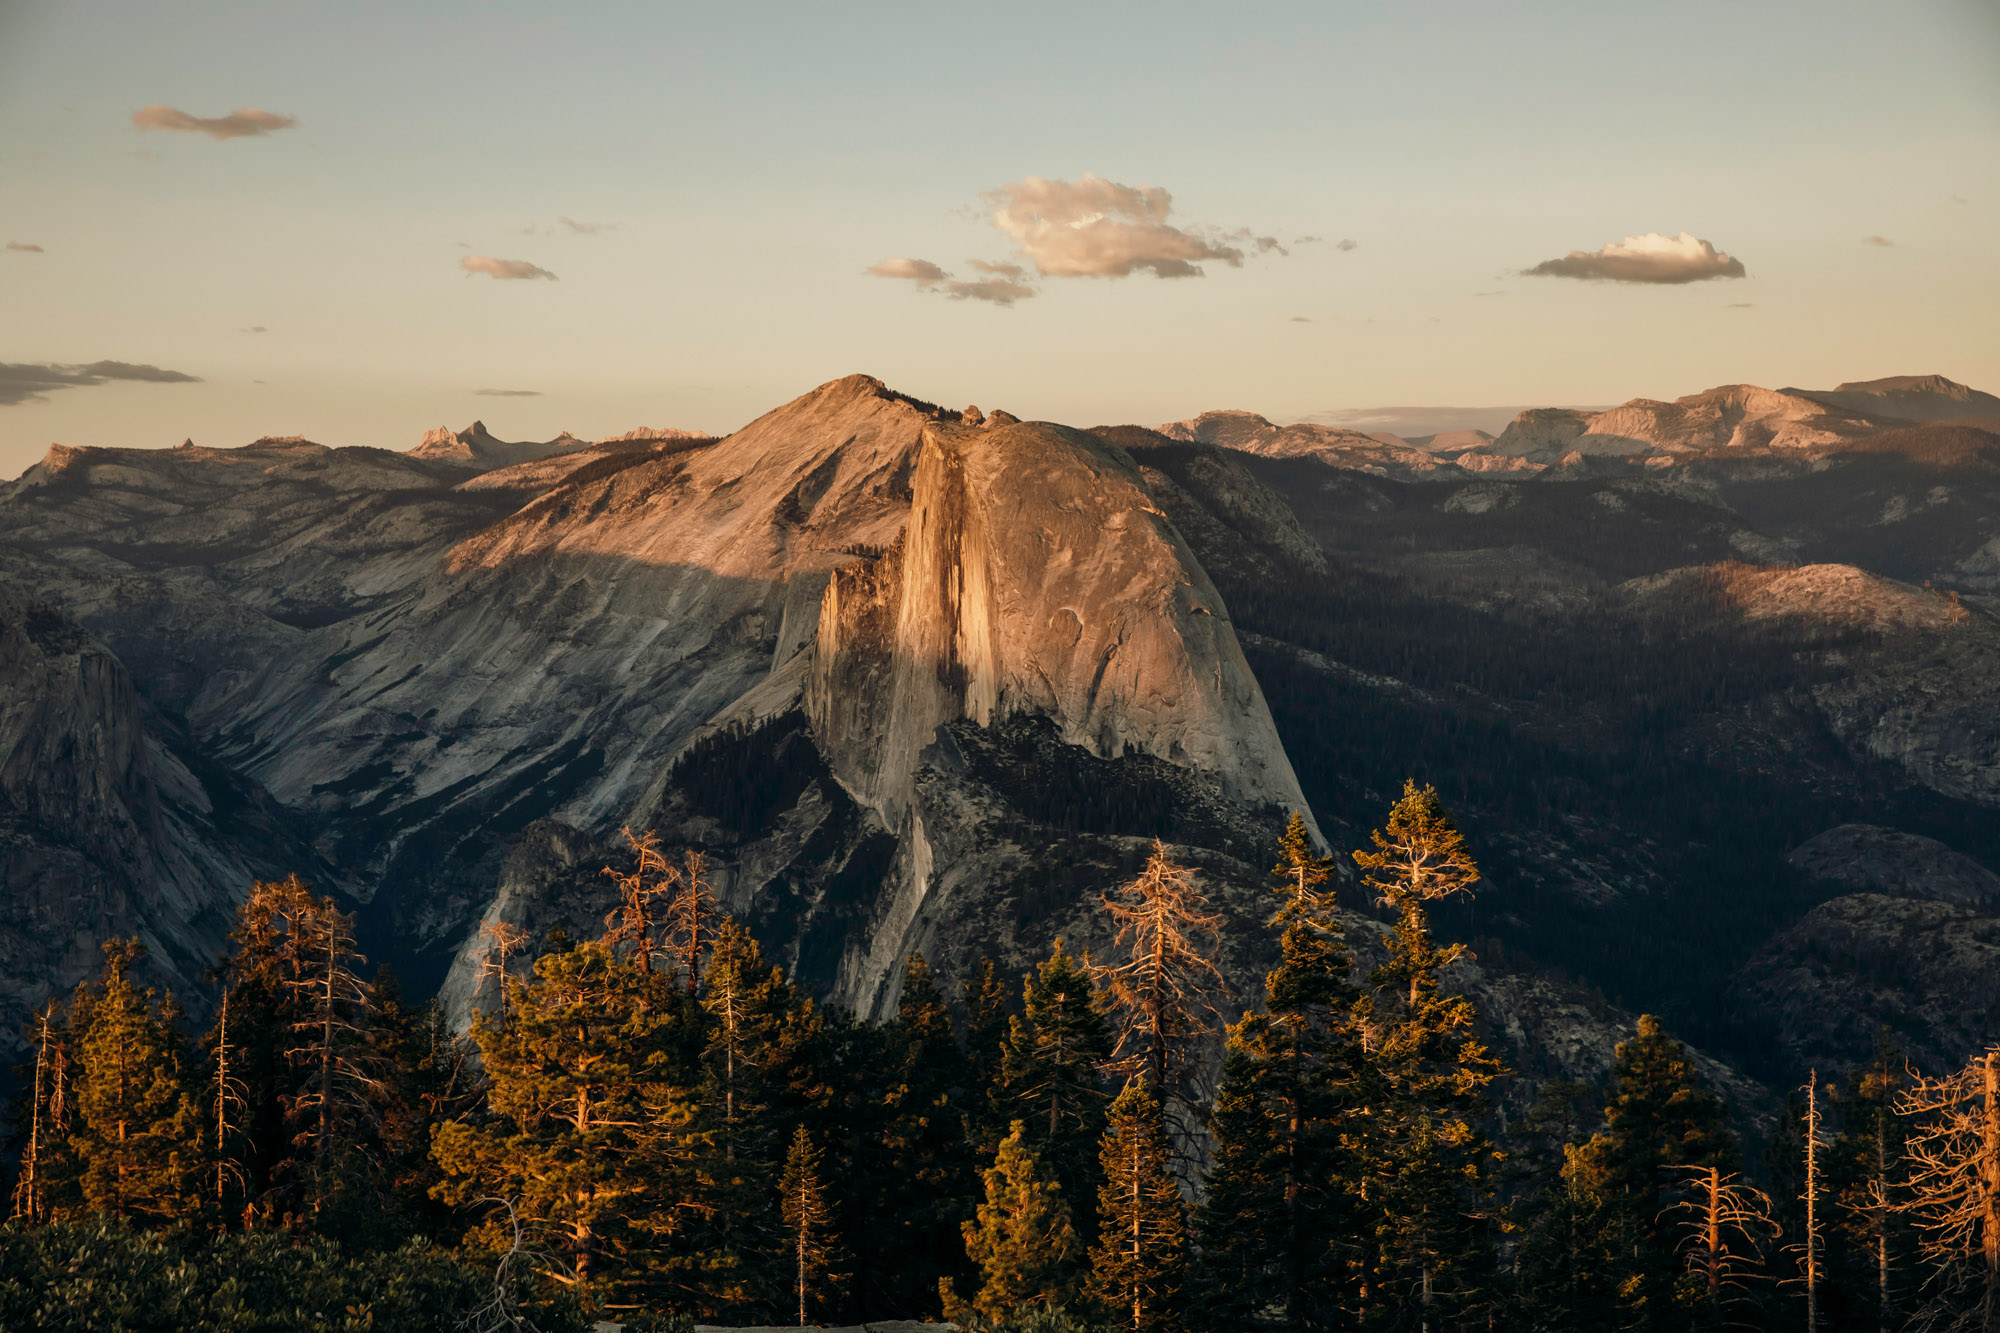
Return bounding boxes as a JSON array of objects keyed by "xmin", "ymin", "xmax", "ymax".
[
  {"xmin": 408, "ymin": 420, "xmax": 596, "ymax": 470},
  {"xmin": 1792, "ymin": 374, "xmax": 2000, "ymax": 426},
  {"xmin": 809, "ymin": 420, "xmax": 1312, "ymax": 829},
  {"xmin": 1786, "ymin": 824, "xmax": 2000, "ymax": 905},
  {"xmin": 1156, "ymin": 410, "xmax": 1465, "ymax": 481}
]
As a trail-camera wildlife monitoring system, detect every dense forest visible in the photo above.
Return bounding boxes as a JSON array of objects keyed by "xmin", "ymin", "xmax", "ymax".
[{"xmin": 4, "ymin": 788, "xmax": 1996, "ymax": 1332}]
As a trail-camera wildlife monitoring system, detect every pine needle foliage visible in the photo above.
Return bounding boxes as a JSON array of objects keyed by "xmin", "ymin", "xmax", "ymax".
[
  {"xmin": 961, "ymin": 1120, "xmax": 1085, "ymax": 1323},
  {"xmin": 1087, "ymin": 1080, "xmax": 1187, "ymax": 1332},
  {"xmin": 781, "ymin": 1123, "xmax": 844, "ymax": 1327},
  {"xmin": 1097, "ymin": 840, "xmax": 1225, "ymax": 1110}
]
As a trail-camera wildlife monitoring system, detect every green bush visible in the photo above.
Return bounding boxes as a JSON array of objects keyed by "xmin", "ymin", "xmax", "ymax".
[{"xmin": 0, "ymin": 1223, "xmax": 590, "ymax": 1333}]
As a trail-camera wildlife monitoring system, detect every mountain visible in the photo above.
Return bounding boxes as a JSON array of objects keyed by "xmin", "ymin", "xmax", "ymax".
[
  {"xmin": 1156, "ymin": 409, "xmax": 1465, "ymax": 481},
  {"xmin": 4, "ymin": 370, "xmax": 1999, "ymax": 1105},
  {"xmin": 1790, "ymin": 373, "xmax": 2000, "ymax": 426}
]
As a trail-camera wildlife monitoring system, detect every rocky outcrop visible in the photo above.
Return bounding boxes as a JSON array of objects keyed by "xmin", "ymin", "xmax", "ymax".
[
  {"xmin": 1792, "ymin": 374, "xmax": 2000, "ymax": 426},
  {"xmin": 408, "ymin": 420, "xmax": 596, "ymax": 470},
  {"xmin": 1156, "ymin": 409, "xmax": 1466, "ymax": 481},
  {"xmin": 1786, "ymin": 824, "xmax": 2000, "ymax": 905},
  {"xmin": 807, "ymin": 420, "xmax": 1314, "ymax": 833}
]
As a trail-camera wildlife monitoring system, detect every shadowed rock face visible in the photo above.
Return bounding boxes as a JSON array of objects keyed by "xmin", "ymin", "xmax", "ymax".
[{"xmin": 1787, "ymin": 824, "xmax": 2000, "ymax": 905}]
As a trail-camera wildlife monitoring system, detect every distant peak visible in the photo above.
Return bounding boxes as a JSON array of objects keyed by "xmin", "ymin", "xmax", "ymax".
[{"xmin": 1830, "ymin": 373, "xmax": 1970, "ymax": 395}]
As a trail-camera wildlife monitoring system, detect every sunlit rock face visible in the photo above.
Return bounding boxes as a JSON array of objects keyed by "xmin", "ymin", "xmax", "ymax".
[{"xmin": 809, "ymin": 419, "xmax": 1312, "ymax": 831}]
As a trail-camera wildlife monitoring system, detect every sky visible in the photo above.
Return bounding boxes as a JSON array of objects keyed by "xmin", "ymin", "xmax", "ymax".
[{"xmin": 1, "ymin": 0, "xmax": 1997, "ymax": 477}]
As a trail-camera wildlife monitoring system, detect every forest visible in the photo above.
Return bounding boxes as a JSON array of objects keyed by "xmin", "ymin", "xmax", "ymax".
[{"xmin": 3, "ymin": 786, "xmax": 1996, "ymax": 1333}]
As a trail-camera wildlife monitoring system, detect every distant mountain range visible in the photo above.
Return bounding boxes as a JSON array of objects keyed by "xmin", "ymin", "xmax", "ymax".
[{"xmin": 4, "ymin": 370, "xmax": 1997, "ymax": 1115}]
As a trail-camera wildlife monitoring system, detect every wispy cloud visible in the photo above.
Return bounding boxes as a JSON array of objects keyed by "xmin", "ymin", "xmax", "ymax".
[
  {"xmin": 559, "ymin": 217, "xmax": 613, "ymax": 235},
  {"xmin": 1335, "ymin": 238, "xmax": 1358, "ymax": 252},
  {"xmin": 1726, "ymin": 302, "xmax": 1755, "ymax": 309},
  {"xmin": 1525, "ymin": 231, "xmax": 1745, "ymax": 284},
  {"xmin": 1289, "ymin": 316, "xmax": 1312, "ymax": 323},
  {"xmin": 984, "ymin": 174, "xmax": 1262, "ymax": 279},
  {"xmin": 0, "ymin": 359, "xmax": 201, "ymax": 407},
  {"xmin": 7, "ymin": 242, "xmax": 44, "ymax": 253},
  {"xmin": 475, "ymin": 388, "xmax": 541, "ymax": 397},
  {"xmin": 1862, "ymin": 234, "xmax": 1894, "ymax": 247},
  {"xmin": 244, "ymin": 325, "xmax": 267, "ymax": 333},
  {"xmin": 1295, "ymin": 235, "xmax": 1323, "ymax": 244},
  {"xmin": 132, "ymin": 105, "xmax": 297, "ymax": 140},
  {"xmin": 869, "ymin": 257, "xmax": 1034, "ymax": 305},
  {"xmin": 462, "ymin": 255, "xmax": 558, "ymax": 281}
]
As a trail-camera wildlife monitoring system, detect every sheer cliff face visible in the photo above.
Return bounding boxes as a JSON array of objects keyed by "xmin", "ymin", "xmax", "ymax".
[{"xmin": 808, "ymin": 420, "xmax": 1312, "ymax": 835}]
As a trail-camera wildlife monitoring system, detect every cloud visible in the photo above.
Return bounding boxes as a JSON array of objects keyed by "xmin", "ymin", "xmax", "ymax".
[
  {"xmin": 868, "ymin": 257, "xmax": 949, "ymax": 288},
  {"xmin": 1473, "ymin": 290, "xmax": 1506, "ymax": 298},
  {"xmin": 1862, "ymin": 234, "xmax": 1893, "ymax": 247},
  {"xmin": 1289, "ymin": 315, "xmax": 1312, "ymax": 323},
  {"xmin": 462, "ymin": 255, "xmax": 557, "ymax": 281},
  {"xmin": 475, "ymin": 388, "xmax": 541, "ymax": 397},
  {"xmin": 244, "ymin": 325, "xmax": 267, "ymax": 333},
  {"xmin": 0, "ymin": 359, "xmax": 201, "ymax": 407},
  {"xmin": 1295, "ymin": 235, "xmax": 1323, "ymax": 244},
  {"xmin": 1726, "ymin": 302, "xmax": 1755, "ymax": 309},
  {"xmin": 558, "ymin": 217, "xmax": 614, "ymax": 235},
  {"xmin": 984, "ymin": 174, "xmax": 1256, "ymax": 279},
  {"xmin": 132, "ymin": 105, "xmax": 297, "ymax": 140},
  {"xmin": 7, "ymin": 242, "xmax": 43, "ymax": 253},
  {"xmin": 1336, "ymin": 238, "xmax": 1358, "ymax": 252},
  {"xmin": 869, "ymin": 257, "xmax": 1034, "ymax": 305},
  {"xmin": 1524, "ymin": 231, "xmax": 1746, "ymax": 284}
]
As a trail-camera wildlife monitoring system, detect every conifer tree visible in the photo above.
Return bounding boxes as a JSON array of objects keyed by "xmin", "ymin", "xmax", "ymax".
[
  {"xmin": 965, "ymin": 956, "xmax": 1015, "ymax": 1153},
  {"xmin": 781, "ymin": 1124, "xmax": 843, "ymax": 1327},
  {"xmin": 9, "ymin": 1000, "xmax": 73, "ymax": 1225},
  {"xmin": 603, "ymin": 827, "xmax": 674, "ymax": 974},
  {"xmin": 1829, "ymin": 1042, "xmax": 1914, "ymax": 1333},
  {"xmin": 1195, "ymin": 810, "xmax": 1362, "ymax": 1331},
  {"xmin": 70, "ymin": 939, "xmax": 196, "ymax": 1222},
  {"xmin": 1002, "ymin": 939, "xmax": 1115, "ymax": 1225},
  {"xmin": 282, "ymin": 892, "xmax": 380, "ymax": 1222},
  {"xmin": 664, "ymin": 848, "xmax": 718, "ymax": 995},
  {"xmin": 432, "ymin": 939, "xmax": 704, "ymax": 1309},
  {"xmin": 1350, "ymin": 784, "xmax": 1501, "ymax": 1333},
  {"xmin": 1566, "ymin": 1014, "xmax": 1735, "ymax": 1329},
  {"xmin": 1087, "ymin": 1080, "xmax": 1187, "ymax": 1332},
  {"xmin": 873, "ymin": 952, "xmax": 976, "ymax": 1313},
  {"xmin": 960, "ymin": 1120, "xmax": 1084, "ymax": 1323}
]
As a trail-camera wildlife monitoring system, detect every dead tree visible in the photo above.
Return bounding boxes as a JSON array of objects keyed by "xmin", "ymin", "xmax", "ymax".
[
  {"xmin": 663, "ymin": 849, "xmax": 716, "ymax": 994},
  {"xmin": 9, "ymin": 1002, "xmax": 68, "ymax": 1224},
  {"xmin": 602, "ymin": 827, "xmax": 673, "ymax": 973},
  {"xmin": 283, "ymin": 895, "xmax": 382, "ymax": 1218},
  {"xmin": 211, "ymin": 986, "xmax": 251, "ymax": 1215},
  {"xmin": 1664, "ymin": 1165, "xmax": 1781, "ymax": 1328},
  {"xmin": 1096, "ymin": 839, "xmax": 1225, "ymax": 1112},
  {"xmin": 1789, "ymin": 1071, "xmax": 1826, "ymax": 1332},
  {"xmin": 476, "ymin": 921, "xmax": 533, "ymax": 1018},
  {"xmin": 1899, "ymin": 1047, "xmax": 2000, "ymax": 1332}
]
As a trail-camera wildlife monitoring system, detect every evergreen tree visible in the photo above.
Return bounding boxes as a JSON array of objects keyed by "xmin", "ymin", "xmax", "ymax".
[
  {"xmin": 432, "ymin": 939, "xmax": 707, "ymax": 1312},
  {"xmin": 1503, "ymin": 1079, "xmax": 1632, "ymax": 1332},
  {"xmin": 965, "ymin": 956, "xmax": 1016, "ymax": 1154},
  {"xmin": 1351, "ymin": 784, "xmax": 1502, "ymax": 1333},
  {"xmin": 1002, "ymin": 940, "xmax": 1115, "ymax": 1227},
  {"xmin": 9, "ymin": 999, "xmax": 77, "ymax": 1225},
  {"xmin": 1827, "ymin": 1041, "xmax": 1915, "ymax": 1333},
  {"xmin": 781, "ymin": 1124, "xmax": 843, "ymax": 1327},
  {"xmin": 1087, "ymin": 1080, "xmax": 1187, "ymax": 1332},
  {"xmin": 1565, "ymin": 1014, "xmax": 1735, "ymax": 1330},
  {"xmin": 70, "ymin": 940, "xmax": 196, "ymax": 1222},
  {"xmin": 1194, "ymin": 810, "xmax": 1362, "ymax": 1331},
  {"xmin": 960, "ymin": 1120, "xmax": 1084, "ymax": 1323},
  {"xmin": 871, "ymin": 952, "xmax": 977, "ymax": 1314}
]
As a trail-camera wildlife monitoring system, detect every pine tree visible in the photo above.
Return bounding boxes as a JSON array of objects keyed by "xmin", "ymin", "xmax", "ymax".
[
  {"xmin": 664, "ymin": 848, "xmax": 718, "ymax": 995},
  {"xmin": 1350, "ymin": 784, "xmax": 1501, "ymax": 1333},
  {"xmin": 70, "ymin": 939, "xmax": 196, "ymax": 1222},
  {"xmin": 282, "ymin": 891, "xmax": 380, "ymax": 1223},
  {"xmin": 965, "ymin": 956, "xmax": 1015, "ymax": 1154},
  {"xmin": 1566, "ymin": 1014, "xmax": 1736, "ymax": 1330},
  {"xmin": 1658, "ymin": 1166, "xmax": 1778, "ymax": 1330},
  {"xmin": 432, "ymin": 939, "xmax": 704, "ymax": 1310},
  {"xmin": 1087, "ymin": 1080, "xmax": 1188, "ymax": 1332},
  {"xmin": 603, "ymin": 827, "xmax": 674, "ymax": 974},
  {"xmin": 960, "ymin": 1120, "xmax": 1084, "ymax": 1323},
  {"xmin": 1002, "ymin": 939, "xmax": 1115, "ymax": 1227},
  {"xmin": 872, "ymin": 952, "xmax": 977, "ymax": 1314},
  {"xmin": 1829, "ymin": 1041, "xmax": 1914, "ymax": 1333},
  {"xmin": 1194, "ymin": 810, "xmax": 1362, "ymax": 1331},
  {"xmin": 781, "ymin": 1124, "xmax": 843, "ymax": 1327},
  {"xmin": 9, "ymin": 999, "xmax": 76, "ymax": 1224}
]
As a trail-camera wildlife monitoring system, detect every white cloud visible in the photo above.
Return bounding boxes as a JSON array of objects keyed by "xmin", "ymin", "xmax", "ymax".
[
  {"xmin": 1524, "ymin": 231, "xmax": 1746, "ymax": 284},
  {"xmin": 132, "ymin": 105, "xmax": 297, "ymax": 140},
  {"xmin": 462, "ymin": 255, "xmax": 558, "ymax": 281},
  {"xmin": 983, "ymin": 174, "xmax": 1252, "ymax": 279}
]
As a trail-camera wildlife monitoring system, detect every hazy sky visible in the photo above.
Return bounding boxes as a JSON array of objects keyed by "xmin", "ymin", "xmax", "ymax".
[{"xmin": 2, "ymin": 0, "xmax": 1996, "ymax": 477}]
